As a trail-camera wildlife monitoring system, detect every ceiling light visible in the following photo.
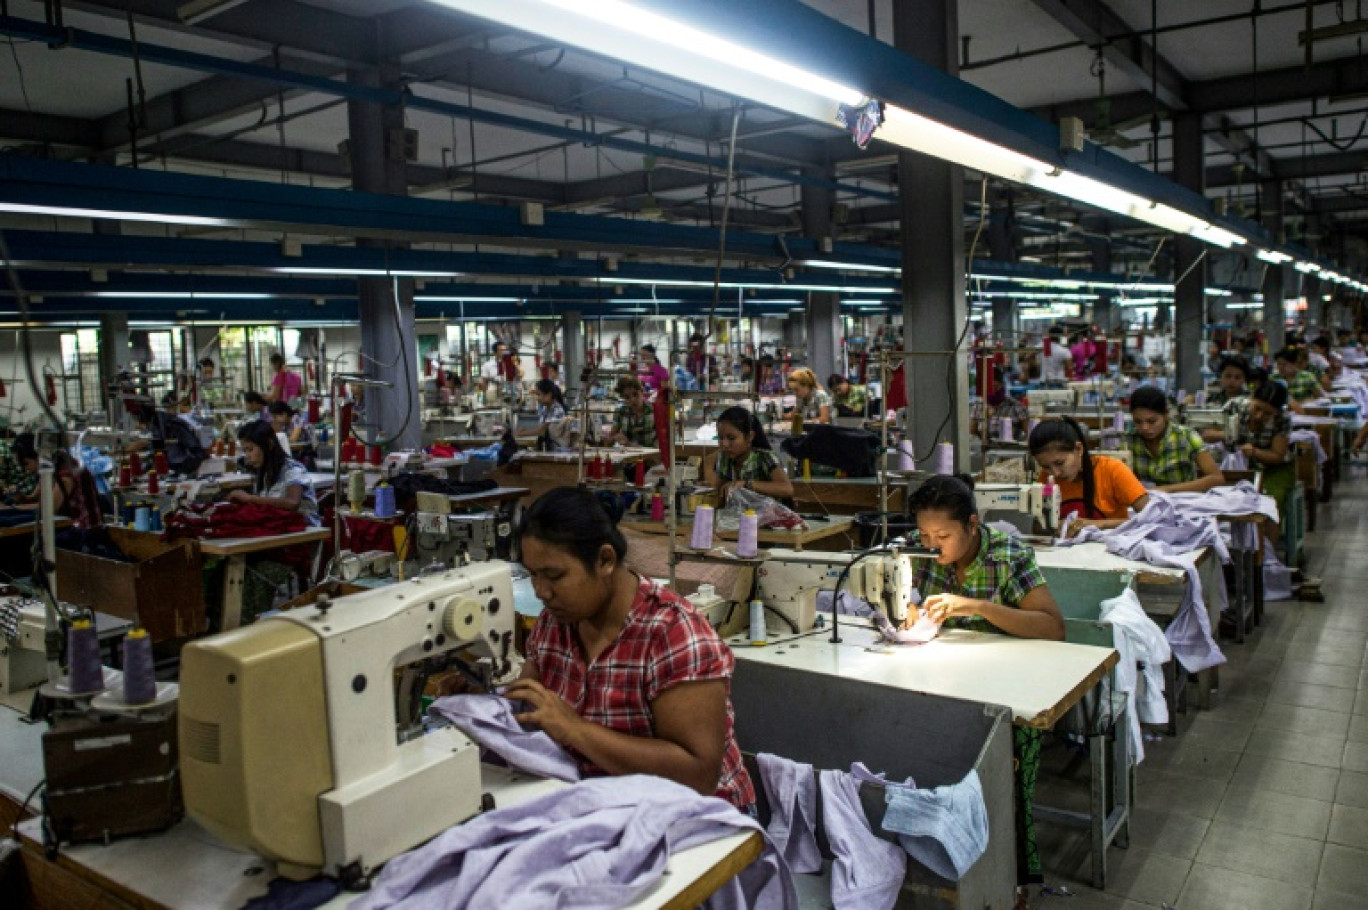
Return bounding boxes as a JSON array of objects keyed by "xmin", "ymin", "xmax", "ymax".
[
  {"xmin": 1294, "ymin": 262, "xmax": 1322, "ymax": 273},
  {"xmin": 274, "ymin": 267, "xmax": 466, "ymax": 278},
  {"xmin": 800, "ymin": 259, "xmax": 902, "ymax": 274},
  {"xmin": 93, "ymin": 292, "xmax": 272, "ymax": 299},
  {"xmin": 1256, "ymin": 249, "xmax": 1293, "ymax": 264},
  {"xmin": 596, "ymin": 277, "xmax": 894, "ymax": 294},
  {"xmin": 177, "ymin": 0, "xmax": 251, "ymax": 25},
  {"xmin": 415, "ymin": 296, "xmax": 523, "ymax": 302},
  {"xmin": 0, "ymin": 202, "xmax": 232, "ymax": 227}
]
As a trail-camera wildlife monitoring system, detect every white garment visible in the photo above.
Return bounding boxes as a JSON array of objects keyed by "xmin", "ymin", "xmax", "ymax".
[
  {"xmin": 1042, "ymin": 345, "xmax": 1072, "ymax": 383},
  {"xmin": 480, "ymin": 358, "xmax": 500, "ymax": 381},
  {"xmin": 1099, "ymin": 587, "xmax": 1171, "ymax": 764}
]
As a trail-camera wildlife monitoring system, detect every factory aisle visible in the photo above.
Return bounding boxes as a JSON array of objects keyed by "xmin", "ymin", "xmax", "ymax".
[{"xmin": 1033, "ymin": 464, "xmax": 1368, "ymax": 910}]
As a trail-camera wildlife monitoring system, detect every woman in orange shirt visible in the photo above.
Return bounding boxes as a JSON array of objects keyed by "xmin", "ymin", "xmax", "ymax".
[{"xmin": 1029, "ymin": 415, "xmax": 1150, "ymax": 533}]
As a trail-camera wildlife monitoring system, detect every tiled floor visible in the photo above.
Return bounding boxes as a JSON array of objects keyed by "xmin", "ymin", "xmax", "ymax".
[{"xmin": 1032, "ymin": 465, "xmax": 1368, "ymax": 910}]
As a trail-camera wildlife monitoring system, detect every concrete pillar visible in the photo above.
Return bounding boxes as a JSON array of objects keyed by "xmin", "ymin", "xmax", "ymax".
[
  {"xmin": 347, "ymin": 62, "xmax": 422, "ymax": 449},
  {"xmin": 895, "ymin": 0, "xmax": 967, "ymax": 470},
  {"xmin": 1260, "ymin": 179, "xmax": 1287, "ymax": 351},
  {"xmin": 1172, "ymin": 113, "xmax": 1206, "ymax": 397},
  {"xmin": 563, "ymin": 311, "xmax": 585, "ymax": 397},
  {"xmin": 986, "ymin": 192, "xmax": 1018, "ymax": 349},
  {"xmin": 1089, "ymin": 236, "xmax": 1114, "ymax": 332},
  {"xmin": 991, "ymin": 299, "xmax": 1015, "ymax": 346},
  {"xmin": 98, "ymin": 312, "xmax": 129, "ymax": 419},
  {"xmin": 801, "ymin": 171, "xmax": 841, "ymax": 376}
]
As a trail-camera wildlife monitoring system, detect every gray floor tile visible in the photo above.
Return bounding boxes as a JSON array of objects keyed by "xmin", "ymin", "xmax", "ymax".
[
  {"xmin": 1318, "ymin": 843, "xmax": 1368, "ymax": 895},
  {"xmin": 1066, "ymin": 847, "xmax": 1189, "ymax": 907},
  {"xmin": 1244, "ymin": 730, "xmax": 1351, "ymax": 770},
  {"xmin": 1266, "ymin": 680, "xmax": 1358, "ymax": 714},
  {"xmin": 1312, "ymin": 889, "xmax": 1368, "ymax": 910},
  {"xmin": 1232, "ymin": 754, "xmax": 1340, "ymax": 803},
  {"xmin": 1179, "ymin": 863, "xmax": 1313, "ymax": 910},
  {"xmin": 1328, "ymin": 803, "xmax": 1368, "ymax": 850},
  {"xmin": 1257, "ymin": 702, "xmax": 1353, "ymax": 738},
  {"xmin": 1135, "ymin": 769, "xmax": 1227, "ymax": 820},
  {"xmin": 1290, "ymin": 629, "xmax": 1368, "ymax": 651},
  {"xmin": 1143, "ymin": 740, "xmax": 1243, "ymax": 782},
  {"xmin": 1344, "ymin": 741, "xmax": 1368, "ymax": 774},
  {"xmin": 1284, "ymin": 642, "xmax": 1366, "ymax": 669},
  {"xmin": 1194, "ymin": 821, "xmax": 1325, "ymax": 886},
  {"xmin": 1202, "ymin": 695, "xmax": 1267, "ymax": 725},
  {"xmin": 1124, "ymin": 807, "xmax": 1212, "ymax": 859},
  {"xmin": 1349, "ymin": 714, "xmax": 1368, "ymax": 744},
  {"xmin": 1182, "ymin": 714, "xmax": 1255, "ymax": 752},
  {"xmin": 1274, "ymin": 662, "xmax": 1362, "ymax": 690},
  {"xmin": 1215, "ymin": 787, "xmax": 1333, "ymax": 839},
  {"xmin": 1335, "ymin": 770, "xmax": 1368, "ymax": 809}
]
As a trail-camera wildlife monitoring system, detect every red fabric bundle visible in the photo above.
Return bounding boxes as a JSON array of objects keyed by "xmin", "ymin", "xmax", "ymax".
[{"xmin": 164, "ymin": 502, "xmax": 308, "ymax": 541}]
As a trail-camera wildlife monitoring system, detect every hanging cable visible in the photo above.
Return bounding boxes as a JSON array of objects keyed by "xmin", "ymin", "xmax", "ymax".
[
  {"xmin": 702, "ymin": 104, "xmax": 743, "ymax": 379},
  {"xmin": 0, "ymin": 231, "xmax": 67, "ymax": 443}
]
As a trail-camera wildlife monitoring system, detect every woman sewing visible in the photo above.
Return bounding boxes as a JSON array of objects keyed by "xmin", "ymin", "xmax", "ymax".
[
  {"xmin": 1207, "ymin": 382, "xmax": 1294, "ymax": 517},
  {"xmin": 701, "ymin": 406, "xmax": 794, "ymax": 504},
  {"xmin": 1209, "ymin": 355, "xmax": 1252, "ymax": 406},
  {"xmin": 902, "ymin": 475, "xmax": 1062, "ymax": 887},
  {"xmin": 1029, "ymin": 415, "xmax": 1150, "ymax": 532},
  {"xmin": 784, "ymin": 368, "xmax": 831, "ymax": 425},
  {"xmin": 504, "ymin": 487, "xmax": 755, "ymax": 808},
  {"xmin": 1126, "ymin": 386, "xmax": 1225, "ymax": 493},
  {"xmin": 607, "ymin": 376, "xmax": 657, "ymax": 448}
]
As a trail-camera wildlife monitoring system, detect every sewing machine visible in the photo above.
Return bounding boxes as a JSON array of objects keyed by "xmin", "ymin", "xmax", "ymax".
[
  {"xmin": 383, "ymin": 450, "xmax": 428, "ymax": 474},
  {"xmin": 0, "ymin": 596, "xmax": 50, "ymax": 696},
  {"xmin": 414, "ymin": 506, "xmax": 508, "ymax": 564},
  {"xmin": 1185, "ymin": 407, "xmax": 1240, "ymax": 443},
  {"xmin": 1027, "ymin": 389, "xmax": 1075, "ymax": 416},
  {"xmin": 974, "ymin": 482, "xmax": 1061, "ymax": 534},
  {"xmin": 179, "ymin": 561, "xmax": 518, "ymax": 884},
  {"xmin": 754, "ymin": 544, "xmax": 939, "ymax": 634}
]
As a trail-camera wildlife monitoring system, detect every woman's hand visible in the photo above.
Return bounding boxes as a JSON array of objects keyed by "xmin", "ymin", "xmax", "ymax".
[
  {"xmin": 921, "ymin": 594, "xmax": 976, "ymax": 623},
  {"xmin": 227, "ymin": 489, "xmax": 253, "ymax": 505},
  {"xmin": 1239, "ymin": 443, "xmax": 1257, "ymax": 458},
  {"xmin": 716, "ymin": 481, "xmax": 739, "ymax": 503},
  {"xmin": 1064, "ymin": 518, "xmax": 1100, "ymax": 538},
  {"xmin": 503, "ymin": 679, "xmax": 587, "ymax": 748}
]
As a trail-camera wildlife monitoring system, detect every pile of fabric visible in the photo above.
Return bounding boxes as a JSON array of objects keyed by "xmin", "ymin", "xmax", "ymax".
[{"xmin": 163, "ymin": 501, "xmax": 308, "ymax": 541}]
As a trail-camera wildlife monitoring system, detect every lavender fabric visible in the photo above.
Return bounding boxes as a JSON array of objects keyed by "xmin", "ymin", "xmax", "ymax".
[
  {"xmin": 1289, "ymin": 428, "xmax": 1328, "ymax": 465},
  {"xmin": 1059, "ymin": 490, "xmax": 1242, "ymax": 673},
  {"xmin": 880, "ymin": 770, "xmax": 989, "ymax": 882},
  {"xmin": 429, "ymin": 694, "xmax": 581, "ymax": 782},
  {"xmin": 757, "ymin": 753, "xmax": 822, "ymax": 874},
  {"xmin": 818, "ymin": 768, "xmax": 907, "ymax": 910},
  {"xmin": 353, "ymin": 775, "xmax": 797, "ymax": 910}
]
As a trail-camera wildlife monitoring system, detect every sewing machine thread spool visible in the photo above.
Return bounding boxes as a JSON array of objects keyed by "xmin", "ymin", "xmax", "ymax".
[
  {"xmin": 748, "ymin": 600, "xmax": 767, "ymax": 645},
  {"xmin": 129, "ymin": 452, "xmax": 142, "ymax": 476},
  {"xmin": 374, "ymin": 484, "xmax": 397, "ymax": 519},
  {"xmin": 896, "ymin": 440, "xmax": 915, "ymax": 471},
  {"xmin": 690, "ymin": 505, "xmax": 715, "ymax": 549},
  {"xmin": 1194, "ymin": 390, "xmax": 1207, "ymax": 407},
  {"xmin": 368, "ymin": 446, "xmax": 383, "ymax": 467},
  {"xmin": 737, "ymin": 509, "xmax": 759, "ymax": 558},
  {"xmin": 121, "ymin": 628, "xmax": 157, "ymax": 705},
  {"xmin": 998, "ymin": 417, "xmax": 1014, "ymax": 442},
  {"xmin": 134, "ymin": 507, "xmax": 151, "ymax": 532},
  {"xmin": 121, "ymin": 501, "xmax": 136, "ymax": 526},
  {"xmin": 1113, "ymin": 411, "xmax": 1126, "ymax": 433},
  {"xmin": 633, "ymin": 460, "xmax": 646, "ymax": 486},
  {"xmin": 307, "ymin": 398, "xmax": 321, "ymax": 423},
  {"xmin": 931, "ymin": 442, "xmax": 954, "ymax": 475},
  {"xmin": 118, "ymin": 463, "xmax": 132, "ymax": 487},
  {"xmin": 650, "ymin": 492, "xmax": 665, "ymax": 521},
  {"xmin": 348, "ymin": 470, "xmax": 367, "ymax": 513},
  {"xmin": 802, "ymin": 459, "xmax": 812, "ymax": 482},
  {"xmin": 150, "ymin": 509, "xmax": 163, "ymax": 532},
  {"xmin": 1029, "ymin": 418, "xmax": 1040, "ymax": 435},
  {"xmin": 67, "ymin": 620, "xmax": 104, "ymax": 694},
  {"xmin": 147, "ymin": 471, "xmax": 160, "ymax": 495},
  {"xmin": 154, "ymin": 451, "xmax": 170, "ymax": 476}
]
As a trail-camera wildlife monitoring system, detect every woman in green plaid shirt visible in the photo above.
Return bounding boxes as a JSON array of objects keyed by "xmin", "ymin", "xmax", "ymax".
[
  {"xmin": 1127, "ymin": 386, "xmax": 1225, "ymax": 493},
  {"xmin": 702, "ymin": 407, "xmax": 793, "ymax": 503},
  {"xmin": 902, "ymin": 476, "xmax": 1064, "ymax": 886},
  {"xmin": 607, "ymin": 376, "xmax": 657, "ymax": 448},
  {"xmin": 1273, "ymin": 348, "xmax": 1323, "ymax": 414}
]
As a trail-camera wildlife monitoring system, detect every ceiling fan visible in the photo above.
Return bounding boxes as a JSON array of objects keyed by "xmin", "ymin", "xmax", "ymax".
[{"xmin": 1087, "ymin": 50, "xmax": 1143, "ymax": 150}]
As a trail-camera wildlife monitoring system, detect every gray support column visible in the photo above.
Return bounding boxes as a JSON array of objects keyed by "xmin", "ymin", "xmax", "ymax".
[
  {"xmin": 98, "ymin": 312, "xmax": 129, "ymax": 417},
  {"xmin": 986, "ymin": 192, "xmax": 1018, "ymax": 349},
  {"xmin": 991, "ymin": 299, "xmax": 1015, "ymax": 346},
  {"xmin": 801, "ymin": 172, "xmax": 840, "ymax": 375},
  {"xmin": 348, "ymin": 62, "xmax": 421, "ymax": 449},
  {"xmin": 895, "ymin": 0, "xmax": 967, "ymax": 470},
  {"xmin": 1261, "ymin": 179, "xmax": 1287, "ymax": 351},
  {"xmin": 1089, "ymin": 236, "xmax": 1114, "ymax": 332},
  {"xmin": 1172, "ymin": 113, "xmax": 1206, "ymax": 398},
  {"xmin": 563, "ymin": 311, "xmax": 585, "ymax": 397}
]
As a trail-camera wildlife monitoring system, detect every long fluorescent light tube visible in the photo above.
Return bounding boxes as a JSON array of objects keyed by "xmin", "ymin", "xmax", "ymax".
[
  {"xmin": 1295, "ymin": 262, "xmax": 1322, "ymax": 273},
  {"xmin": 415, "ymin": 296, "xmax": 523, "ymax": 302},
  {"xmin": 178, "ymin": 0, "xmax": 250, "ymax": 25},
  {"xmin": 94, "ymin": 292, "xmax": 271, "ymax": 299},
  {"xmin": 598, "ymin": 277, "xmax": 894, "ymax": 294},
  {"xmin": 450, "ymin": 0, "xmax": 1246, "ymax": 251},
  {"xmin": 0, "ymin": 202, "xmax": 231, "ymax": 227},
  {"xmin": 1257, "ymin": 249, "xmax": 1293, "ymax": 264},
  {"xmin": 801, "ymin": 259, "xmax": 902, "ymax": 274},
  {"xmin": 275, "ymin": 268, "xmax": 466, "ymax": 278}
]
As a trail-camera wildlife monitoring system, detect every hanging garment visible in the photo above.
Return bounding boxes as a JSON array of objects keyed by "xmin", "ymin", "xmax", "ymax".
[
  {"xmin": 429, "ymin": 695, "xmax": 581, "ymax": 783},
  {"xmin": 818, "ymin": 768, "xmax": 907, "ymax": 910},
  {"xmin": 352, "ymin": 775, "xmax": 796, "ymax": 910},
  {"xmin": 880, "ymin": 770, "xmax": 990, "ymax": 883},
  {"xmin": 1098, "ymin": 587, "xmax": 1172, "ymax": 763},
  {"xmin": 757, "ymin": 753, "xmax": 822, "ymax": 874}
]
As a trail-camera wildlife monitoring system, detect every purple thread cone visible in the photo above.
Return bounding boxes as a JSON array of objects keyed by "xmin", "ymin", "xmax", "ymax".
[
  {"xmin": 67, "ymin": 623, "xmax": 104, "ymax": 694},
  {"xmin": 122, "ymin": 631, "xmax": 157, "ymax": 705}
]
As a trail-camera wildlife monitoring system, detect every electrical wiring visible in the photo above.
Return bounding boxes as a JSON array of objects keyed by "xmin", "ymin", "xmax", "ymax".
[
  {"xmin": 0, "ymin": 232, "xmax": 67, "ymax": 445},
  {"xmin": 702, "ymin": 104, "xmax": 743, "ymax": 380}
]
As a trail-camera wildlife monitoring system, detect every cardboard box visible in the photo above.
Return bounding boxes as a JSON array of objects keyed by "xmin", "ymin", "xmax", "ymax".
[{"xmin": 56, "ymin": 529, "xmax": 206, "ymax": 643}]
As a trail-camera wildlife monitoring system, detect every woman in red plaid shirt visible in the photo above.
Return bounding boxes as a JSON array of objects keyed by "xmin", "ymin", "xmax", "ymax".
[{"xmin": 504, "ymin": 487, "xmax": 756, "ymax": 809}]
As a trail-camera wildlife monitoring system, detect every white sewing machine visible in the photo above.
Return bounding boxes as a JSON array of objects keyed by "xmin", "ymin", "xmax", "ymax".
[
  {"xmin": 1185, "ymin": 407, "xmax": 1240, "ymax": 442},
  {"xmin": 754, "ymin": 545, "xmax": 935, "ymax": 633},
  {"xmin": 974, "ymin": 482, "xmax": 1061, "ymax": 534},
  {"xmin": 1027, "ymin": 389, "xmax": 1075, "ymax": 416},
  {"xmin": 179, "ymin": 561, "xmax": 518, "ymax": 884}
]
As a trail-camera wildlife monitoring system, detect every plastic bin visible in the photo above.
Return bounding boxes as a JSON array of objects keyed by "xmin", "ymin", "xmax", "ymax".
[{"xmin": 731, "ymin": 661, "xmax": 1016, "ymax": 909}]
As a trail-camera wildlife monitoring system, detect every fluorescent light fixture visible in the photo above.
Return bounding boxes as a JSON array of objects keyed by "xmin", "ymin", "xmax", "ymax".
[
  {"xmin": 596, "ymin": 277, "xmax": 894, "ymax": 294},
  {"xmin": 800, "ymin": 259, "xmax": 902, "ymax": 274},
  {"xmin": 274, "ymin": 267, "xmax": 466, "ymax": 278},
  {"xmin": 177, "ymin": 0, "xmax": 251, "ymax": 25},
  {"xmin": 1226, "ymin": 302, "xmax": 1263, "ymax": 309},
  {"xmin": 1257, "ymin": 249, "xmax": 1293, "ymax": 264},
  {"xmin": 1294, "ymin": 262, "xmax": 1322, "ymax": 274},
  {"xmin": 415, "ymin": 296, "xmax": 523, "ymax": 302},
  {"xmin": 93, "ymin": 292, "xmax": 272, "ymax": 299},
  {"xmin": 451, "ymin": 0, "xmax": 1247, "ymax": 251},
  {"xmin": 1204, "ymin": 288, "xmax": 1232, "ymax": 297},
  {"xmin": 0, "ymin": 202, "xmax": 231, "ymax": 227}
]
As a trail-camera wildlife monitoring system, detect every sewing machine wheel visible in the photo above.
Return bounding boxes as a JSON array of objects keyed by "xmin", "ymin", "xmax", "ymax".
[{"xmin": 442, "ymin": 597, "xmax": 484, "ymax": 642}]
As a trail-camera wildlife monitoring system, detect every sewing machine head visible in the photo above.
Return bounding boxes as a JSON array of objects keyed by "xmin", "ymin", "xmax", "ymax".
[
  {"xmin": 1026, "ymin": 389, "xmax": 1075, "ymax": 416},
  {"xmin": 179, "ymin": 561, "xmax": 517, "ymax": 883},
  {"xmin": 973, "ymin": 482, "xmax": 1061, "ymax": 534}
]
